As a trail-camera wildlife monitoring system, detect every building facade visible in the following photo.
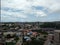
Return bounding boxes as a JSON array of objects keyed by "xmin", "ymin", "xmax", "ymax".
[{"xmin": 54, "ymin": 30, "xmax": 60, "ymax": 45}]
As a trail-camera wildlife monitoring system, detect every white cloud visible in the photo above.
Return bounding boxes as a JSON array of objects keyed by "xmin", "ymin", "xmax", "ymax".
[
  {"xmin": 1, "ymin": 0, "xmax": 32, "ymax": 19},
  {"xmin": 1, "ymin": 0, "xmax": 31, "ymax": 10},
  {"xmin": 34, "ymin": 10, "xmax": 47, "ymax": 17},
  {"xmin": 1, "ymin": 0, "xmax": 60, "ymax": 14},
  {"xmin": 1, "ymin": 0, "xmax": 60, "ymax": 22},
  {"xmin": 1, "ymin": 10, "xmax": 28, "ymax": 18},
  {"xmin": 32, "ymin": 0, "xmax": 60, "ymax": 13},
  {"xmin": 2, "ymin": 0, "xmax": 60, "ymax": 12}
]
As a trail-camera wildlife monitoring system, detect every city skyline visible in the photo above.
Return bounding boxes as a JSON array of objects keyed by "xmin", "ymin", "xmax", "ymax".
[{"xmin": 1, "ymin": 0, "xmax": 60, "ymax": 22}]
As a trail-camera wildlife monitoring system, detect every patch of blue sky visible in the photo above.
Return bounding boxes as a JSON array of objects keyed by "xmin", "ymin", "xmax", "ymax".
[
  {"xmin": 32, "ymin": 6, "xmax": 45, "ymax": 10},
  {"xmin": 31, "ymin": 6, "xmax": 49, "ymax": 14},
  {"xmin": 1, "ymin": 14, "xmax": 15, "ymax": 18},
  {"xmin": 1, "ymin": 7, "xmax": 23, "ymax": 12}
]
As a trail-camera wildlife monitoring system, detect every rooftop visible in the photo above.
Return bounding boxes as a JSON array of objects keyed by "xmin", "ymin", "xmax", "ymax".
[{"xmin": 54, "ymin": 30, "xmax": 60, "ymax": 32}]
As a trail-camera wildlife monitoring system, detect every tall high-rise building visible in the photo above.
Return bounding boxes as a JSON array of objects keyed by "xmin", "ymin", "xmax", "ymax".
[{"xmin": 54, "ymin": 30, "xmax": 60, "ymax": 45}]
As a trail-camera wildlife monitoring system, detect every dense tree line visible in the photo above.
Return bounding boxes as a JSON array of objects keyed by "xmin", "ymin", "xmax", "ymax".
[{"xmin": 40, "ymin": 22, "xmax": 60, "ymax": 29}]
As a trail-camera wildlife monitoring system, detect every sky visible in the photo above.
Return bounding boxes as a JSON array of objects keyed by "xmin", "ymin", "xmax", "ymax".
[{"xmin": 1, "ymin": 0, "xmax": 60, "ymax": 22}]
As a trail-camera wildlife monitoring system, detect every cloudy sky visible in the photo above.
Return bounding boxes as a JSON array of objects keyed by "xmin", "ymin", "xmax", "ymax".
[{"xmin": 1, "ymin": 0, "xmax": 60, "ymax": 22}]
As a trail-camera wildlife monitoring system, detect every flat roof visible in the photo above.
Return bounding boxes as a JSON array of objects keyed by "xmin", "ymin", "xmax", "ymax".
[{"xmin": 54, "ymin": 30, "xmax": 60, "ymax": 32}]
